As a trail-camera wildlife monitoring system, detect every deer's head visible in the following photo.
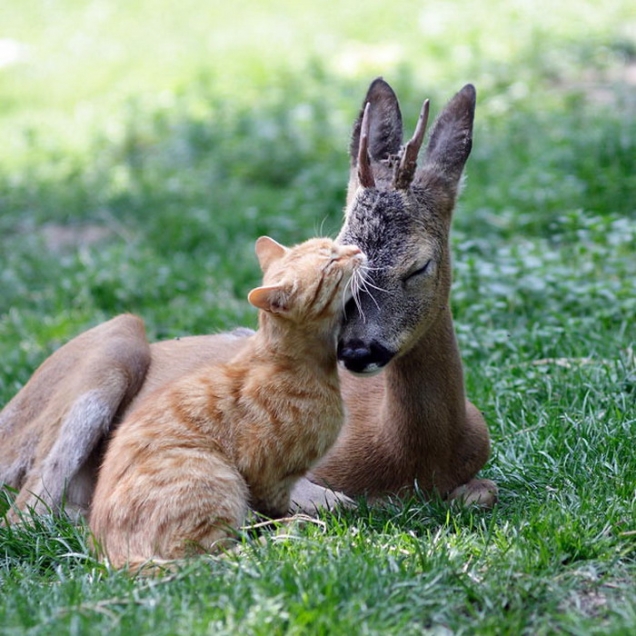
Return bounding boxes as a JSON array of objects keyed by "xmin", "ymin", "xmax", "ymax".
[{"xmin": 337, "ymin": 79, "xmax": 476, "ymax": 375}]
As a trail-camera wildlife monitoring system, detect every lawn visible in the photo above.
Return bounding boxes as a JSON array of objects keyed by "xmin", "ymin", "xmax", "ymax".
[{"xmin": 1, "ymin": 1, "xmax": 635, "ymax": 633}]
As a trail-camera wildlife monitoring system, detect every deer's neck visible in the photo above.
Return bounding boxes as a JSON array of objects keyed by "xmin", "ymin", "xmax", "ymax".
[{"xmin": 381, "ymin": 306, "xmax": 467, "ymax": 452}]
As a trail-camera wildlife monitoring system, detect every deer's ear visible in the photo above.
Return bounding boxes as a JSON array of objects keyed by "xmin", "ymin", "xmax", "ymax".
[
  {"xmin": 350, "ymin": 78, "xmax": 403, "ymax": 166},
  {"xmin": 254, "ymin": 236, "xmax": 287, "ymax": 273},
  {"xmin": 417, "ymin": 84, "xmax": 476, "ymax": 195},
  {"xmin": 247, "ymin": 285, "xmax": 288, "ymax": 314}
]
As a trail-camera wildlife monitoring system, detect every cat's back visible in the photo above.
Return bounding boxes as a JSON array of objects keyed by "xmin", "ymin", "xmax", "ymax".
[{"xmin": 97, "ymin": 364, "xmax": 235, "ymax": 484}]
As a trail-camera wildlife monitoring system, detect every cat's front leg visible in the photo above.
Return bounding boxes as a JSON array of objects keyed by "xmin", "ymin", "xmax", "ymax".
[
  {"xmin": 250, "ymin": 480, "xmax": 293, "ymax": 520},
  {"xmin": 289, "ymin": 477, "xmax": 355, "ymax": 516}
]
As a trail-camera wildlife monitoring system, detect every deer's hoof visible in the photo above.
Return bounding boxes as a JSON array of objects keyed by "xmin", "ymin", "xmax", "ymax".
[{"xmin": 449, "ymin": 478, "xmax": 498, "ymax": 508}]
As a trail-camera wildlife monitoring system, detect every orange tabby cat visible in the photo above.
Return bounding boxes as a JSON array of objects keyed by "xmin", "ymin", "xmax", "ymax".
[{"xmin": 89, "ymin": 236, "xmax": 366, "ymax": 569}]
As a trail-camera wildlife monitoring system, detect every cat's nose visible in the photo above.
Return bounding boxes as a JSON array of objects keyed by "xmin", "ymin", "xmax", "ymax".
[
  {"xmin": 348, "ymin": 245, "xmax": 367, "ymax": 265},
  {"xmin": 343, "ymin": 244, "xmax": 362, "ymax": 256},
  {"xmin": 337, "ymin": 339, "xmax": 394, "ymax": 375}
]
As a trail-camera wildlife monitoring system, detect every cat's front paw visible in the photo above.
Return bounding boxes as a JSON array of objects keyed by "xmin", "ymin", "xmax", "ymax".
[{"xmin": 289, "ymin": 478, "xmax": 355, "ymax": 516}]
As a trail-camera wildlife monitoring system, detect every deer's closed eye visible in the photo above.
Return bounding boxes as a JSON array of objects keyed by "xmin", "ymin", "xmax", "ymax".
[{"xmin": 404, "ymin": 259, "xmax": 433, "ymax": 282}]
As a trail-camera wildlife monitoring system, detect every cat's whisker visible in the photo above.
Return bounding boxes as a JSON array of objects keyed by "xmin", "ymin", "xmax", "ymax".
[
  {"xmin": 360, "ymin": 282, "xmax": 389, "ymax": 313},
  {"xmin": 347, "ymin": 270, "xmax": 367, "ymax": 323},
  {"xmin": 354, "ymin": 271, "xmax": 390, "ymax": 313},
  {"xmin": 358, "ymin": 273, "xmax": 390, "ymax": 295},
  {"xmin": 361, "ymin": 286, "xmax": 380, "ymax": 313},
  {"xmin": 343, "ymin": 275, "xmax": 357, "ymax": 311},
  {"xmin": 363, "ymin": 282, "xmax": 387, "ymax": 294},
  {"xmin": 350, "ymin": 270, "xmax": 381, "ymax": 319},
  {"xmin": 359, "ymin": 264, "xmax": 388, "ymax": 273},
  {"xmin": 356, "ymin": 264, "xmax": 391, "ymax": 297}
]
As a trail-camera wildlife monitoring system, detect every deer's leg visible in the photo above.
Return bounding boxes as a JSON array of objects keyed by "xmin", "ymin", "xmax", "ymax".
[
  {"xmin": 447, "ymin": 400, "xmax": 498, "ymax": 507},
  {"xmin": 15, "ymin": 387, "xmax": 132, "ymax": 520},
  {"xmin": 289, "ymin": 477, "xmax": 355, "ymax": 515},
  {"xmin": 1, "ymin": 314, "xmax": 151, "ymax": 521}
]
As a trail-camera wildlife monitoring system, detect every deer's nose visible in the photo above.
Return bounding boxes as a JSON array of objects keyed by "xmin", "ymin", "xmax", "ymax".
[{"xmin": 337, "ymin": 339, "xmax": 394, "ymax": 375}]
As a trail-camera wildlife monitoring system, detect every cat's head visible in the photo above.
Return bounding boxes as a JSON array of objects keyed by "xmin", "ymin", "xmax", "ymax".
[{"xmin": 248, "ymin": 236, "xmax": 367, "ymax": 325}]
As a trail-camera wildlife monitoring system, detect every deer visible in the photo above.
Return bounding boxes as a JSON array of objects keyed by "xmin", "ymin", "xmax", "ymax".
[{"xmin": 0, "ymin": 78, "xmax": 497, "ymax": 524}]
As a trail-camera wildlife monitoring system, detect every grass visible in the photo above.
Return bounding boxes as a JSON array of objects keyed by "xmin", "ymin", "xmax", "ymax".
[{"xmin": 1, "ymin": 0, "xmax": 635, "ymax": 633}]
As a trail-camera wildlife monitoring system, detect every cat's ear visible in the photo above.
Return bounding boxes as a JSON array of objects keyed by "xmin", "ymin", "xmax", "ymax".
[
  {"xmin": 254, "ymin": 236, "xmax": 288, "ymax": 273},
  {"xmin": 248, "ymin": 285, "xmax": 289, "ymax": 314}
]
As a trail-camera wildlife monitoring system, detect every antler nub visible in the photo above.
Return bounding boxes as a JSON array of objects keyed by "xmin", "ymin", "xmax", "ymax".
[
  {"xmin": 393, "ymin": 98, "xmax": 430, "ymax": 190},
  {"xmin": 357, "ymin": 102, "xmax": 376, "ymax": 189}
]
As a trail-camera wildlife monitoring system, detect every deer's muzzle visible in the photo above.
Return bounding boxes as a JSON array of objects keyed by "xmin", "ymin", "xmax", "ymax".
[{"xmin": 337, "ymin": 339, "xmax": 394, "ymax": 375}]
